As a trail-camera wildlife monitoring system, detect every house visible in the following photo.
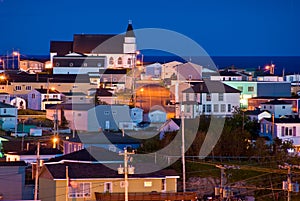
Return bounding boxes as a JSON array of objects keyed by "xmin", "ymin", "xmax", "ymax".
[
  {"xmin": 145, "ymin": 62, "xmax": 162, "ymax": 79},
  {"xmin": 64, "ymin": 131, "xmax": 141, "ymax": 154},
  {"xmin": 148, "ymin": 109, "xmax": 167, "ymax": 123},
  {"xmin": 223, "ymin": 81, "xmax": 291, "ymax": 108},
  {"xmin": 161, "ymin": 61, "xmax": 183, "ymax": 80},
  {"xmin": 260, "ymin": 99, "xmax": 293, "ymax": 118},
  {"xmin": 50, "ymin": 22, "xmax": 136, "ymax": 74},
  {"xmin": 98, "ymin": 68, "xmax": 128, "ymax": 92},
  {"xmin": 38, "ymin": 161, "xmax": 183, "ymax": 201},
  {"xmin": 181, "ymin": 81, "xmax": 241, "ymax": 118},
  {"xmin": 5, "ymin": 147, "xmax": 63, "ymax": 163},
  {"xmin": 0, "ymin": 161, "xmax": 33, "ymax": 200},
  {"xmin": 61, "ymin": 91, "xmax": 91, "ymax": 104},
  {"xmin": 27, "ymin": 88, "xmax": 62, "ymax": 110},
  {"xmin": 159, "ymin": 118, "xmax": 181, "ymax": 133},
  {"xmin": 176, "ymin": 62, "xmax": 202, "ymax": 81},
  {"xmin": 95, "ymin": 88, "xmax": 117, "ymax": 104},
  {"xmin": 0, "ymin": 102, "xmax": 17, "ymax": 131},
  {"xmin": 19, "ymin": 59, "xmax": 44, "ymax": 74},
  {"xmin": 260, "ymin": 117, "xmax": 300, "ymax": 151},
  {"xmin": 210, "ymin": 70, "xmax": 243, "ymax": 81},
  {"xmin": 244, "ymin": 110, "xmax": 271, "ymax": 122},
  {"xmin": 10, "ymin": 96, "xmax": 26, "ymax": 109},
  {"xmin": 130, "ymin": 107, "xmax": 143, "ymax": 124},
  {"xmin": 0, "ymin": 92, "xmax": 10, "ymax": 104}
]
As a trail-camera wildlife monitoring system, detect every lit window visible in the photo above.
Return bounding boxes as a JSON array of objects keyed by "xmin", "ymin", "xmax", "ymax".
[
  {"xmin": 104, "ymin": 182, "xmax": 112, "ymax": 193},
  {"xmin": 144, "ymin": 181, "xmax": 152, "ymax": 187},
  {"xmin": 32, "ymin": 94, "xmax": 35, "ymax": 99}
]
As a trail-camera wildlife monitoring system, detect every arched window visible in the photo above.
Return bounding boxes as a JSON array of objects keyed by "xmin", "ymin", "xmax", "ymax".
[
  {"xmin": 117, "ymin": 57, "xmax": 122, "ymax": 65},
  {"xmin": 127, "ymin": 58, "xmax": 132, "ymax": 65},
  {"xmin": 109, "ymin": 57, "xmax": 114, "ymax": 65}
]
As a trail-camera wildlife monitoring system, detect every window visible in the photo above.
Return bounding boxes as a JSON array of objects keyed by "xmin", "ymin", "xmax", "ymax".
[
  {"xmin": 248, "ymin": 86, "xmax": 254, "ymax": 92},
  {"xmin": 144, "ymin": 181, "xmax": 152, "ymax": 187},
  {"xmin": 25, "ymin": 86, "xmax": 32, "ymax": 91},
  {"xmin": 3, "ymin": 109, "xmax": 6, "ymax": 113},
  {"xmin": 117, "ymin": 57, "xmax": 122, "ymax": 65},
  {"xmin": 228, "ymin": 104, "xmax": 232, "ymax": 112},
  {"xmin": 109, "ymin": 57, "xmax": 114, "ymax": 65},
  {"xmin": 221, "ymin": 104, "xmax": 226, "ymax": 112},
  {"xmin": 186, "ymin": 105, "xmax": 190, "ymax": 113},
  {"xmin": 127, "ymin": 58, "xmax": 132, "ymax": 65},
  {"xmin": 69, "ymin": 62, "xmax": 74, "ymax": 67},
  {"xmin": 69, "ymin": 182, "xmax": 91, "ymax": 198},
  {"xmin": 202, "ymin": 104, "xmax": 206, "ymax": 113},
  {"xmin": 218, "ymin": 93, "xmax": 224, "ymax": 101},
  {"xmin": 53, "ymin": 95, "xmax": 58, "ymax": 99},
  {"xmin": 15, "ymin": 86, "xmax": 21, "ymax": 91},
  {"xmin": 104, "ymin": 111, "xmax": 110, "ymax": 115},
  {"xmin": 188, "ymin": 75, "xmax": 192, "ymax": 80},
  {"xmin": 55, "ymin": 62, "xmax": 60, "ymax": 67},
  {"xmin": 97, "ymin": 63, "xmax": 102, "ymax": 67},
  {"xmin": 206, "ymin": 94, "xmax": 211, "ymax": 101},
  {"xmin": 213, "ymin": 104, "xmax": 219, "ymax": 113},
  {"xmin": 104, "ymin": 182, "xmax": 112, "ymax": 193},
  {"xmin": 282, "ymin": 106, "xmax": 286, "ymax": 109},
  {"xmin": 194, "ymin": 94, "xmax": 198, "ymax": 102},
  {"xmin": 32, "ymin": 94, "xmax": 36, "ymax": 99},
  {"xmin": 77, "ymin": 113, "xmax": 81, "ymax": 117},
  {"xmin": 185, "ymin": 93, "xmax": 189, "ymax": 101},
  {"xmin": 207, "ymin": 104, "xmax": 211, "ymax": 113},
  {"xmin": 83, "ymin": 63, "xmax": 88, "ymax": 67}
]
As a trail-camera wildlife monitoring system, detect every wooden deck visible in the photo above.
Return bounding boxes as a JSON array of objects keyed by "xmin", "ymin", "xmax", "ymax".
[{"xmin": 95, "ymin": 192, "xmax": 197, "ymax": 201}]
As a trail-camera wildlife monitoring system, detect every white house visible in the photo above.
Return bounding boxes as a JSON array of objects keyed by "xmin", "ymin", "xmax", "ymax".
[
  {"xmin": 260, "ymin": 117, "xmax": 300, "ymax": 150},
  {"xmin": 260, "ymin": 99, "xmax": 293, "ymax": 118},
  {"xmin": 0, "ymin": 102, "xmax": 17, "ymax": 131},
  {"xmin": 181, "ymin": 81, "xmax": 241, "ymax": 118},
  {"xmin": 148, "ymin": 110, "xmax": 167, "ymax": 123},
  {"xmin": 161, "ymin": 61, "xmax": 183, "ymax": 80},
  {"xmin": 245, "ymin": 110, "xmax": 271, "ymax": 122},
  {"xmin": 0, "ymin": 93, "xmax": 10, "ymax": 104},
  {"xmin": 27, "ymin": 88, "xmax": 62, "ymax": 110},
  {"xmin": 10, "ymin": 96, "xmax": 26, "ymax": 110}
]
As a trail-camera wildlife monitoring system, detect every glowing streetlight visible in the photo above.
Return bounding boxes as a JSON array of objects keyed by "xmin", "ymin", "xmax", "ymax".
[
  {"xmin": 12, "ymin": 51, "xmax": 20, "ymax": 70},
  {"xmin": 0, "ymin": 75, "xmax": 8, "ymax": 89},
  {"xmin": 52, "ymin": 136, "xmax": 58, "ymax": 148}
]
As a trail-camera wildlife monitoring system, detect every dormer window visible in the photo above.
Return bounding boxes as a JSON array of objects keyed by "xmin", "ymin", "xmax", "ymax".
[
  {"xmin": 118, "ymin": 57, "xmax": 122, "ymax": 65},
  {"xmin": 109, "ymin": 57, "xmax": 114, "ymax": 65}
]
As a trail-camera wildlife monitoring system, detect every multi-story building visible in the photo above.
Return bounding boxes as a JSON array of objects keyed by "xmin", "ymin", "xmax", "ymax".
[
  {"xmin": 50, "ymin": 22, "xmax": 137, "ymax": 74},
  {"xmin": 180, "ymin": 81, "xmax": 241, "ymax": 118}
]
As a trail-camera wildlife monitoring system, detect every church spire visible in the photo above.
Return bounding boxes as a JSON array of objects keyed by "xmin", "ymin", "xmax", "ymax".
[{"xmin": 125, "ymin": 20, "xmax": 135, "ymax": 37}]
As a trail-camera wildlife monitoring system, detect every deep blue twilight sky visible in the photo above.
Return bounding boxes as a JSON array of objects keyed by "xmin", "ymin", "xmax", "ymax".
[{"xmin": 0, "ymin": 0, "xmax": 299, "ymax": 56}]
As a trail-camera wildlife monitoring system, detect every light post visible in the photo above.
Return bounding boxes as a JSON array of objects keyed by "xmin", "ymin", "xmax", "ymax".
[
  {"xmin": 0, "ymin": 75, "xmax": 8, "ymax": 90},
  {"xmin": 13, "ymin": 51, "xmax": 20, "ymax": 70}
]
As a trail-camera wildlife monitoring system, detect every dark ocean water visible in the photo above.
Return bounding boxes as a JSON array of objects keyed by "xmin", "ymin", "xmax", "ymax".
[
  {"xmin": 144, "ymin": 56, "xmax": 300, "ymax": 75},
  {"xmin": 1, "ymin": 55, "xmax": 300, "ymax": 74}
]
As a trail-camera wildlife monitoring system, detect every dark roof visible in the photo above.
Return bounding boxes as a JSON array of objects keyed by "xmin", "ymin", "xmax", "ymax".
[
  {"xmin": 62, "ymin": 92, "xmax": 86, "ymax": 96},
  {"xmin": 183, "ymin": 81, "xmax": 241, "ymax": 93},
  {"xmin": 171, "ymin": 118, "xmax": 181, "ymax": 127},
  {"xmin": 0, "ymin": 115, "xmax": 16, "ymax": 117},
  {"xmin": 47, "ymin": 147, "xmax": 122, "ymax": 162},
  {"xmin": 98, "ymin": 68, "xmax": 128, "ymax": 74},
  {"xmin": 0, "ymin": 161, "xmax": 27, "ymax": 166},
  {"xmin": 50, "ymin": 41, "xmax": 73, "ymax": 56},
  {"xmin": 96, "ymin": 88, "xmax": 115, "ymax": 97},
  {"xmin": 68, "ymin": 132, "xmax": 141, "ymax": 145},
  {"xmin": 35, "ymin": 88, "xmax": 60, "ymax": 94},
  {"xmin": 47, "ymin": 103, "xmax": 95, "ymax": 111},
  {"xmin": 9, "ymin": 148, "xmax": 63, "ymax": 155},
  {"xmin": 4, "ymin": 72, "xmax": 90, "ymax": 83},
  {"xmin": 219, "ymin": 71, "xmax": 240, "ymax": 76},
  {"xmin": 0, "ymin": 102, "xmax": 16, "ymax": 108},
  {"xmin": 125, "ymin": 22, "xmax": 135, "ymax": 37},
  {"xmin": 73, "ymin": 34, "xmax": 124, "ymax": 54},
  {"xmin": 43, "ymin": 162, "xmax": 177, "ymax": 179},
  {"xmin": 261, "ymin": 99, "xmax": 290, "ymax": 105},
  {"xmin": 264, "ymin": 117, "xmax": 300, "ymax": 124}
]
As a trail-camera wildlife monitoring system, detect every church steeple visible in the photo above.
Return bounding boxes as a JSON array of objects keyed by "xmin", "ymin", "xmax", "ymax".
[{"xmin": 125, "ymin": 20, "xmax": 135, "ymax": 37}]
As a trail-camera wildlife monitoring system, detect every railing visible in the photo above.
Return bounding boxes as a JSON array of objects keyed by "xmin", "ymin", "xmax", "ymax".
[{"xmin": 95, "ymin": 192, "xmax": 197, "ymax": 201}]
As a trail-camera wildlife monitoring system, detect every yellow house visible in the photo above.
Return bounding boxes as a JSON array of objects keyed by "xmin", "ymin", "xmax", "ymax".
[{"xmin": 38, "ymin": 162, "xmax": 183, "ymax": 201}]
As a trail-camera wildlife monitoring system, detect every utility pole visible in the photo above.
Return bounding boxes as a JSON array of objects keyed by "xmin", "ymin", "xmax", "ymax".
[
  {"xmin": 279, "ymin": 163, "xmax": 300, "ymax": 201},
  {"xmin": 181, "ymin": 110, "xmax": 186, "ymax": 192},
  {"xmin": 288, "ymin": 165, "xmax": 291, "ymax": 201},
  {"xmin": 66, "ymin": 166, "xmax": 69, "ymax": 201},
  {"xmin": 119, "ymin": 148, "xmax": 135, "ymax": 201},
  {"xmin": 34, "ymin": 141, "xmax": 40, "ymax": 200}
]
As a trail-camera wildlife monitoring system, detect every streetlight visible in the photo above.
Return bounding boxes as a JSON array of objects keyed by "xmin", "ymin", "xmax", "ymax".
[
  {"xmin": 0, "ymin": 75, "xmax": 8, "ymax": 90},
  {"xmin": 0, "ymin": 59, "xmax": 5, "ymax": 69},
  {"xmin": 12, "ymin": 51, "xmax": 20, "ymax": 70}
]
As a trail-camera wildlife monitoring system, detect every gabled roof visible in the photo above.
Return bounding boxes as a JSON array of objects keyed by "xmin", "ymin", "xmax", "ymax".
[
  {"xmin": 261, "ymin": 99, "xmax": 290, "ymax": 105},
  {"xmin": 264, "ymin": 117, "xmax": 300, "ymax": 124},
  {"xmin": 219, "ymin": 71, "xmax": 241, "ymax": 76},
  {"xmin": 50, "ymin": 41, "xmax": 73, "ymax": 56},
  {"xmin": 0, "ymin": 102, "xmax": 16, "ymax": 108},
  {"xmin": 47, "ymin": 103, "xmax": 95, "ymax": 111},
  {"xmin": 62, "ymin": 92, "xmax": 86, "ymax": 96},
  {"xmin": 171, "ymin": 118, "xmax": 181, "ymax": 127},
  {"xmin": 7, "ymin": 148, "xmax": 63, "ymax": 156},
  {"xmin": 183, "ymin": 81, "xmax": 241, "ymax": 93},
  {"xmin": 73, "ymin": 34, "xmax": 124, "ymax": 54},
  {"xmin": 42, "ymin": 162, "xmax": 178, "ymax": 179},
  {"xmin": 34, "ymin": 88, "xmax": 60, "ymax": 94},
  {"xmin": 0, "ymin": 161, "xmax": 27, "ymax": 166},
  {"xmin": 47, "ymin": 147, "xmax": 122, "ymax": 162},
  {"xmin": 96, "ymin": 88, "xmax": 115, "ymax": 97}
]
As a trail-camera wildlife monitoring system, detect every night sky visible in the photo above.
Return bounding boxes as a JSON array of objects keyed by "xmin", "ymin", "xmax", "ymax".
[{"xmin": 0, "ymin": 0, "xmax": 299, "ymax": 56}]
